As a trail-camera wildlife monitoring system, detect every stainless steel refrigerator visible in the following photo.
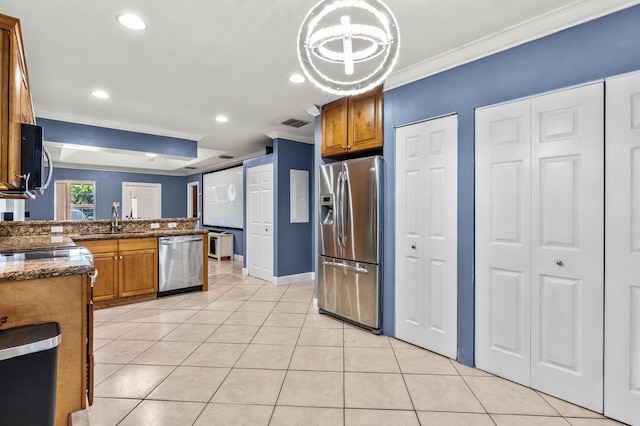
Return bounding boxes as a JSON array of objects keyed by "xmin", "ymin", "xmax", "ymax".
[{"xmin": 318, "ymin": 155, "xmax": 382, "ymax": 332}]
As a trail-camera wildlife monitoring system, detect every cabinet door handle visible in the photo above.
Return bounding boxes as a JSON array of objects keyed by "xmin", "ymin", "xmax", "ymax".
[
  {"xmin": 88, "ymin": 270, "xmax": 98, "ymax": 287},
  {"xmin": 114, "ymin": 256, "xmax": 117, "ymax": 260},
  {"xmin": 120, "ymin": 256, "xmax": 123, "ymax": 260}
]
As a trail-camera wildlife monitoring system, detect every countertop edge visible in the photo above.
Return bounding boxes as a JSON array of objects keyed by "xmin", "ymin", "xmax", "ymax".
[
  {"xmin": 0, "ymin": 263, "xmax": 95, "ymax": 282},
  {"xmin": 72, "ymin": 229, "xmax": 208, "ymax": 241}
]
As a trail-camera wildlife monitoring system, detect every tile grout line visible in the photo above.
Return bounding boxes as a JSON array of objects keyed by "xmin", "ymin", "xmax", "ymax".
[
  {"xmin": 191, "ymin": 266, "xmax": 268, "ymax": 425},
  {"xmin": 92, "ymin": 262, "xmax": 327, "ymax": 424},
  {"xmin": 266, "ymin": 283, "xmax": 315, "ymax": 424},
  {"xmin": 388, "ymin": 340, "xmax": 420, "ymax": 422}
]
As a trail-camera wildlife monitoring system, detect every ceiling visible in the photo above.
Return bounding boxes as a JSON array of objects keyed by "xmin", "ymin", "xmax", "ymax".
[{"xmin": 2, "ymin": 0, "xmax": 638, "ymax": 175}]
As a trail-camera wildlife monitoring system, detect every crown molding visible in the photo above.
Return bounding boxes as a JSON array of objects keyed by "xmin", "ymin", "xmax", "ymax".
[
  {"xmin": 35, "ymin": 109, "xmax": 203, "ymax": 142},
  {"xmin": 385, "ymin": 1, "xmax": 640, "ymax": 91}
]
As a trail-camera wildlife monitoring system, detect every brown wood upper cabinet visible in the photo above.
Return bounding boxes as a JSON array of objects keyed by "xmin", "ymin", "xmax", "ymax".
[
  {"xmin": 0, "ymin": 14, "xmax": 35, "ymax": 190},
  {"xmin": 321, "ymin": 86, "xmax": 383, "ymax": 158}
]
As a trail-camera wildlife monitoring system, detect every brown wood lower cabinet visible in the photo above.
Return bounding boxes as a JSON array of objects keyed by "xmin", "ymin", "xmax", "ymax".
[
  {"xmin": 85, "ymin": 240, "xmax": 118, "ymax": 302},
  {"xmin": 82, "ymin": 237, "xmax": 158, "ymax": 308},
  {"xmin": 0, "ymin": 273, "xmax": 91, "ymax": 426}
]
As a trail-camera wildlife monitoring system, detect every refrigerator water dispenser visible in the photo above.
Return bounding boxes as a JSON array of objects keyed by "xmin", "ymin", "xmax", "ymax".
[{"xmin": 320, "ymin": 194, "xmax": 334, "ymax": 224}]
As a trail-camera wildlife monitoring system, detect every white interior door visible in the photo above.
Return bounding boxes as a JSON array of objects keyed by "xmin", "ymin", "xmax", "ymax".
[
  {"xmin": 475, "ymin": 99, "xmax": 532, "ymax": 386},
  {"xmin": 604, "ymin": 71, "xmax": 640, "ymax": 425},
  {"xmin": 122, "ymin": 182, "xmax": 161, "ymax": 219},
  {"xmin": 395, "ymin": 114, "xmax": 458, "ymax": 359},
  {"xmin": 247, "ymin": 163, "xmax": 274, "ymax": 282},
  {"xmin": 530, "ymin": 83, "xmax": 604, "ymax": 411},
  {"xmin": 475, "ymin": 83, "xmax": 604, "ymax": 412}
]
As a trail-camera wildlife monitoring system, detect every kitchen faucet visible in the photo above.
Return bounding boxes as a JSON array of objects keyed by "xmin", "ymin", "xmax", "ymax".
[{"xmin": 111, "ymin": 203, "xmax": 120, "ymax": 233}]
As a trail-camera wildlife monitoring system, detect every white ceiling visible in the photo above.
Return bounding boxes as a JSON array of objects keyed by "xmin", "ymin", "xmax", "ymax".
[{"xmin": 2, "ymin": 0, "xmax": 638, "ymax": 175}]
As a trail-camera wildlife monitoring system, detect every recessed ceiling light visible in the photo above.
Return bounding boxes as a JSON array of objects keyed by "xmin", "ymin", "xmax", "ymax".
[
  {"xmin": 289, "ymin": 74, "xmax": 306, "ymax": 83},
  {"xmin": 116, "ymin": 14, "xmax": 147, "ymax": 30},
  {"xmin": 91, "ymin": 89, "xmax": 110, "ymax": 99},
  {"xmin": 215, "ymin": 115, "xmax": 229, "ymax": 123},
  {"xmin": 145, "ymin": 153, "xmax": 158, "ymax": 157}
]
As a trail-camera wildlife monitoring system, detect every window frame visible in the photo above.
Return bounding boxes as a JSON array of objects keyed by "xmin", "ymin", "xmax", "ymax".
[{"xmin": 54, "ymin": 179, "xmax": 96, "ymax": 221}]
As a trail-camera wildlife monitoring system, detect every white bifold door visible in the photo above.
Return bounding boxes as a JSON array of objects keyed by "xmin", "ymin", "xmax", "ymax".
[
  {"xmin": 475, "ymin": 83, "xmax": 604, "ymax": 411},
  {"xmin": 247, "ymin": 163, "xmax": 274, "ymax": 282},
  {"xmin": 395, "ymin": 114, "xmax": 458, "ymax": 359},
  {"xmin": 604, "ymin": 72, "xmax": 640, "ymax": 425}
]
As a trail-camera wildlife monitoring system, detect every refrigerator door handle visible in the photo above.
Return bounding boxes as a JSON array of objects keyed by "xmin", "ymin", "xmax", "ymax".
[
  {"xmin": 336, "ymin": 171, "xmax": 344, "ymax": 248},
  {"xmin": 338, "ymin": 171, "xmax": 347, "ymax": 248},
  {"xmin": 341, "ymin": 170, "xmax": 350, "ymax": 247},
  {"xmin": 322, "ymin": 260, "xmax": 369, "ymax": 274}
]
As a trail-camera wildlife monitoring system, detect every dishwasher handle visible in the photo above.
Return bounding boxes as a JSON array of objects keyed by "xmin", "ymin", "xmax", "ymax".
[{"xmin": 159, "ymin": 235, "xmax": 203, "ymax": 245}]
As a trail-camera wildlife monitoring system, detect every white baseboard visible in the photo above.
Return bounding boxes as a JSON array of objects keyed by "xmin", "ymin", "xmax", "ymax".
[
  {"xmin": 242, "ymin": 267, "xmax": 248, "ymax": 276},
  {"xmin": 272, "ymin": 272, "xmax": 315, "ymax": 286},
  {"xmin": 233, "ymin": 254, "xmax": 243, "ymax": 262},
  {"xmin": 313, "ymin": 297, "xmax": 318, "ymax": 310}
]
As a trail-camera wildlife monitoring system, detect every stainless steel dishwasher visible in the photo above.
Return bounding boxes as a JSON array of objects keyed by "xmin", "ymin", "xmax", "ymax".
[{"xmin": 158, "ymin": 234, "xmax": 203, "ymax": 296}]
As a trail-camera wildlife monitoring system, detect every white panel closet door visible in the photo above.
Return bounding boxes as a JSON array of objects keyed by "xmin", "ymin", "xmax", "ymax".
[
  {"xmin": 604, "ymin": 71, "xmax": 640, "ymax": 425},
  {"xmin": 247, "ymin": 163, "xmax": 274, "ymax": 282},
  {"xmin": 475, "ymin": 83, "xmax": 604, "ymax": 411},
  {"xmin": 395, "ymin": 114, "xmax": 458, "ymax": 359},
  {"xmin": 530, "ymin": 83, "xmax": 604, "ymax": 412},
  {"xmin": 475, "ymin": 99, "xmax": 532, "ymax": 386}
]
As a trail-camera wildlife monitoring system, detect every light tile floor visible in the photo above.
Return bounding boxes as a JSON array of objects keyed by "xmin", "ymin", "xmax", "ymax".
[{"xmin": 85, "ymin": 259, "xmax": 627, "ymax": 426}]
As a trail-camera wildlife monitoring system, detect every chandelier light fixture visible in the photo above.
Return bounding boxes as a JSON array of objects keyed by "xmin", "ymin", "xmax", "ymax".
[{"xmin": 297, "ymin": 0, "xmax": 400, "ymax": 96}]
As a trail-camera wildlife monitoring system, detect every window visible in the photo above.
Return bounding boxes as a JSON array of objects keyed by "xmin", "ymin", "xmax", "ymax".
[{"xmin": 55, "ymin": 180, "xmax": 95, "ymax": 220}]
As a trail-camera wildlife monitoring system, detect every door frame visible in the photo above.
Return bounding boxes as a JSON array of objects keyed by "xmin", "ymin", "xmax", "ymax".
[
  {"xmin": 122, "ymin": 182, "xmax": 162, "ymax": 219},
  {"xmin": 187, "ymin": 181, "xmax": 200, "ymax": 220}
]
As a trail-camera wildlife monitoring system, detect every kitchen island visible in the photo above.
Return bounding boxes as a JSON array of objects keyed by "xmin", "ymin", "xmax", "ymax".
[
  {"xmin": 0, "ymin": 218, "xmax": 208, "ymax": 306},
  {"xmin": 0, "ymin": 251, "xmax": 93, "ymax": 426}
]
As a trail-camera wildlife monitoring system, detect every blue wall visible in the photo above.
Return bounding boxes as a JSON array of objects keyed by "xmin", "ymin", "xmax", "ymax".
[
  {"xmin": 242, "ymin": 139, "xmax": 314, "ymax": 278},
  {"xmin": 38, "ymin": 118, "xmax": 197, "ymax": 158},
  {"xmin": 26, "ymin": 168, "xmax": 187, "ymax": 220},
  {"xmin": 24, "ymin": 118, "xmax": 197, "ymax": 221},
  {"xmin": 274, "ymin": 138, "xmax": 314, "ymax": 277},
  {"xmin": 380, "ymin": 4, "xmax": 640, "ymax": 366}
]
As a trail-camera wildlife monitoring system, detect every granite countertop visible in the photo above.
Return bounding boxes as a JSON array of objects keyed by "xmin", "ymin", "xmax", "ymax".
[
  {"xmin": 0, "ymin": 235, "xmax": 77, "ymax": 252},
  {"xmin": 0, "ymin": 255, "xmax": 95, "ymax": 282},
  {"xmin": 72, "ymin": 229, "xmax": 208, "ymax": 241},
  {"xmin": 0, "ymin": 229, "xmax": 208, "ymax": 282}
]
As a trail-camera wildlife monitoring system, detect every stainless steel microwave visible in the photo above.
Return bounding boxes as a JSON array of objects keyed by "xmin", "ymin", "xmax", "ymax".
[
  {"xmin": 20, "ymin": 123, "xmax": 53, "ymax": 197},
  {"xmin": 0, "ymin": 123, "xmax": 53, "ymax": 199}
]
